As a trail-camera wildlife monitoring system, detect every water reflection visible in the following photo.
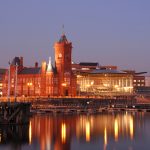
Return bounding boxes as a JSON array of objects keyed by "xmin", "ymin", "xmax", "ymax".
[
  {"xmin": 114, "ymin": 119, "xmax": 118, "ymax": 141},
  {"xmin": 85, "ymin": 120, "xmax": 90, "ymax": 142},
  {"xmin": 0, "ymin": 112, "xmax": 150, "ymax": 150},
  {"xmin": 0, "ymin": 124, "xmax": 29, "ymax": 149},
  {"xmin": 29, "ymin": 121, "xmax": 32, "ymax": 144},
  {"xmin": 29, "ymin": 113, "xmax": 135, "ymax": 150},
  {"xmin": 61, "ymin": 123, "xmax": 66, "ymax": 143},
  {"xmin": 104, "ymin": 127, "xmax": 107, "ymax": 150}
]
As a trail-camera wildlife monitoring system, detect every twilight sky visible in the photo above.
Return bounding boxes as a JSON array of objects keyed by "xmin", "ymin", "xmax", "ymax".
[{"xmin": 0, "ymin": 0, "xmax": 150, "ymax": 74}]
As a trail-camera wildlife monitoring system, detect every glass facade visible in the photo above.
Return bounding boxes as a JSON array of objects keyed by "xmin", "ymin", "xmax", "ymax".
[{"xmin": 77, "ymin": 73, "xmax": 133, "ymax": 96}]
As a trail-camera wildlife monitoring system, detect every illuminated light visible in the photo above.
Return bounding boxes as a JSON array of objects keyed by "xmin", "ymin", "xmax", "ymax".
[
  {"xmin": 86, "ymin": 84, "xmax": 90, "ymax": 87},
  {"xmin": 81, "ymin": 68, "xmax": 90, "ymax": 70},
  {"xmin": 62, "ymin": 83, "xmax": 67, "ymax": 87},
  {"xmin": 103, "ymin": 84, "xmax": 108, "ymax": 87},
  {"xmin": 77, "ymin": 75, "xmax": 82, "ymax": 78},
  {"xmin": 29, "ymin": 121, "xmax": 32, "ymax": 145},
  {"xmin": 85, "ymin": 120, "xmax": 90, "ymax": 142},
  {"xmin": 27, "ymin": 82, "xmax": 33, "ymax": 86},
  {"xmin": 104, "ymin": 127, "xmax": 107, "ymax": 150},
  {"xmin": 91, "ymin": 81, "xmax": 94, "ymax": 85},
  {"xmin": 61, "ymin": 123, "xmax": 66, "ymax": 143},
  {"xmin": 129, "ymin": 117, "xmax": 134, "ymax": 140},
  {"xmin": 114, "ymin": 119, "xmax": 119, "ymax": 142},
  {"xmin": 114, "ymin": 85, "xmax": 118, "ymax": 88},
  {"xmin": 0, "ymin": 83, "xmax": 3, "ymax": 86}
]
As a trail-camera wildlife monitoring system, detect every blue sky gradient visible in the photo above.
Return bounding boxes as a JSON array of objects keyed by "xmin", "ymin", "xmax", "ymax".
[{"xmin": 0, "ymin": 0, "xmax": 150, "ymax": 74}]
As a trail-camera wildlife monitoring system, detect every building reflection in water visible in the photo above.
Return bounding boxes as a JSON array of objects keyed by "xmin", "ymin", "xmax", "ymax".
[
  {"xmin": 29, "ymin": 113, "xmax": 135, "ymax": 150},
  {"xmin": 0, "ymin": 124, "xmax": 29, "ymax": 149},
  {"xmin": 85, "ymin": 119, "xmax": 90, "ymax": 142},
  {"xmin": 114, "ymin": 118, "xmax": 119, "ymax": 141},
  {"xmin": 104, "ymin": 127, "xmax": 107, "ymax": 150},
  {"xmin": 29, "ymin": 121, "xmax": 32, "ymax": 144},
  {"xmin": 61, "ymin": 123, "xmax": 66, "ymax": 143},
  {"xmin": 129, "ymin": 116, "xmax": 134, "ymax": 140}
]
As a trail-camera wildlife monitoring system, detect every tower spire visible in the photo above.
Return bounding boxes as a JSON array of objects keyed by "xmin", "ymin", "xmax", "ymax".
[
  {"xmin": 62, "ymin": 24, "xmax": 65, "ymax": 35},
  {"xmin": 47, "ymin": 57, "xmax": 53, "ymax": 73}
]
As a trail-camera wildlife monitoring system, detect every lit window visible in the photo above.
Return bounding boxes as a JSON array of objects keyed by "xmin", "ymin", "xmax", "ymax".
[
  {"xmin": 11, "ymin": 78, "xmax": 14, "ymax": 83},
  {"xmin": 81, "ymin": 68, "xmax": 90, "ymax": 70},
  {"xmin": 133, "ymin": 80, "xmax": 136, "ymax": 82}
]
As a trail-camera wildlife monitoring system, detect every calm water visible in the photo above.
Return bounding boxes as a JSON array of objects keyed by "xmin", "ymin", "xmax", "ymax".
[{"xmin": 0, "ymin": 112, "xmax": 150, "ymax": 150}]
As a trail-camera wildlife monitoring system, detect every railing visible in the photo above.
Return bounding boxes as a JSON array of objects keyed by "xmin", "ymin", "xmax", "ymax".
[{"xmin": 0, "ymin": 94, "xmax": 136, "ymax": 103}]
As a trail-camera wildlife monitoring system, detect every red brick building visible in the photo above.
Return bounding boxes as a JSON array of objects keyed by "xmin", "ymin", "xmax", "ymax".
[{"xmin": 2, "ymin": 34, "xmax": 77, "ymax": 97}]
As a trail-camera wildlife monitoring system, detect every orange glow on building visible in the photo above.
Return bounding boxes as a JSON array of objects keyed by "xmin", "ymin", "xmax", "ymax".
[
  {"xmin": 2, "ymin": 34, "xmax": 77, "ymax": 97},
  {"xmin": 2, "ymin": 33, "xmax": 145, "ymax": 98}
]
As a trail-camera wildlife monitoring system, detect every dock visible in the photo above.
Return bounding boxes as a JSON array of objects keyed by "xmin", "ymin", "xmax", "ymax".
[
  {"xmin": 31, "ymin": 96, "xmax": 137, "ymax": 114},
  {"xmin": 0, "ymin": 102, "xmax": 31, "ymax": 125}
]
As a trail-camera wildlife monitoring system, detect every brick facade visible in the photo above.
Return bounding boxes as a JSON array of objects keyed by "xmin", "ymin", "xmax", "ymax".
[{"xmin": 2, "ymin": 34, "xmax": 77, "ymax": 97}]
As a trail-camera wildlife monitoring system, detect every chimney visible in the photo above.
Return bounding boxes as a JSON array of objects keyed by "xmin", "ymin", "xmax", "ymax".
[{"xmin": 35, "ymin": 62, "xmax": 38, "ymax": 68}]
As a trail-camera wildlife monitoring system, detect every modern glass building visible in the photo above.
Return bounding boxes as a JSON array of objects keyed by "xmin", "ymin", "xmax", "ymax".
[{"xmin": 77, "ymin": 69, "xmax": 133, "ymax": 96}]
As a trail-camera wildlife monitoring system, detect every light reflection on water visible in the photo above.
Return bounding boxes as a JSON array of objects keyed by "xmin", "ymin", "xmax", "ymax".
[
  {"xmin": 0, "ymin": 112, "xmax": 150, "ymax": 150},
  {"xmin": 61, "ymin": 123, "xmax": 66, "ymax": 143}
]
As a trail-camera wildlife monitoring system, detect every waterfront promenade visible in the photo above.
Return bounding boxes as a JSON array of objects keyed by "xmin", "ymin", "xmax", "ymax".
[{"xmin": 1, "ymin": 95, "xmax": 150, "ymax": 114}]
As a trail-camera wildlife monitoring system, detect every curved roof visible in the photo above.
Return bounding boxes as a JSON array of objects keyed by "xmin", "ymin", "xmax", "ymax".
[
  {"xmin": 90, "ymin": 69, "xmax": 125, "ymax": 74},
  {"xmin": 79, "ymin": 62, "xmax": 99, "ymax": 66}
]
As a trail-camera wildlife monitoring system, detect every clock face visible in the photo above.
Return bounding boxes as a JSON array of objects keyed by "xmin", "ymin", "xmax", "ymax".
[{"xmin": 58, "ymin": 53, "xmax": 62, "ymax": 58}]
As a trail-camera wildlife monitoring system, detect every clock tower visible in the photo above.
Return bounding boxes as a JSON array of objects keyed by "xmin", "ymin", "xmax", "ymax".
[
  {"xmin": 54, "ymin": 34, "xmax": 76, "ymax": 96},
  {"xmin": 54, "ymin": 34, "xmax": 72, "ymax": 73}
]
